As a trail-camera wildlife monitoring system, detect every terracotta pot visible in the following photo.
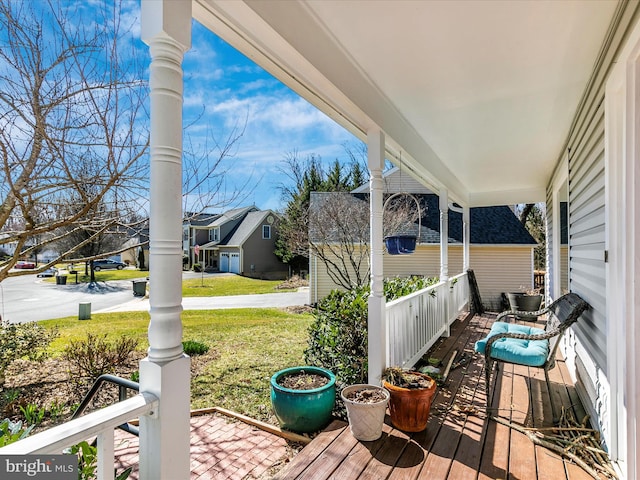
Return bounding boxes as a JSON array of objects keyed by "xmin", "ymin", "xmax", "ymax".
[{"xmin": 383, "ymin": 373, "xmax": 437, "ymax": 432}]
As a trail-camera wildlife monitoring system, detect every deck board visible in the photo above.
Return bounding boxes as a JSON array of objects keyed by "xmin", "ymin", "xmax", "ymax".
[{"xmin": 275, "ymin": 312, "xmax": 602, "ymax": 480}]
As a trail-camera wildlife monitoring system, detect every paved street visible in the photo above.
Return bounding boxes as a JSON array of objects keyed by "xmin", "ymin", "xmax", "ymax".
[{"xmin": 0, "ymin": 272, "xmax": 310, "ymax": 323}]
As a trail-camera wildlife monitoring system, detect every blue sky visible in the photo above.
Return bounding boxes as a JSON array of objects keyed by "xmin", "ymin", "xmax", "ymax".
[
  {"xmin": 17, "ymin": 1, "xmax": 361, "ymax": 213},
  {"xmin": 180, "ymin": 19, "xmax": 360, "ymax": 212}
]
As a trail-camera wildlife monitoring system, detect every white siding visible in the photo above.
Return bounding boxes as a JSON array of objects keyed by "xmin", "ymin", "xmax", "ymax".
[
  {"xmin": 310, "ymin": 245, "xmax": 533, "ymax": 310},
  {"xmin": 569, "ymin": 103, "xmax": 607, "ymax": 370}
]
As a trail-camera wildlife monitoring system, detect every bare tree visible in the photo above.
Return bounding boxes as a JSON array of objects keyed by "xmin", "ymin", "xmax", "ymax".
[
  {"xmin": 0, "ymin": 0, "xmax": 149, "ymax": 281},
  {"xmin": 182, "ymin": 112, "xmax": 256, "ymax": 214},
  {"xmin": 309, "ymin": 192, "xmax": 421, "ymax": 290}
]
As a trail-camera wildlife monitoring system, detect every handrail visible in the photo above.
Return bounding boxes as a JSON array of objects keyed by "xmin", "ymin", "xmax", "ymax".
[
  {"xmin": 0, "ymin": 392, "xmax": 158, "ymax": 455},
  {"xmin": 72, "ymin": 374, "xmax": 141, "ymax": 437},
  {"xmin": 385, "ymin": 280, "xmax": 445, "ymax": 309}
]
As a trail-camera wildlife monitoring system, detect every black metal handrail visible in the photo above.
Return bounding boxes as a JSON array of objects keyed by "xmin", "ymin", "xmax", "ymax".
[{"xmin": 72, "ymin": 374, "xmax": 141, "ymax": 437}]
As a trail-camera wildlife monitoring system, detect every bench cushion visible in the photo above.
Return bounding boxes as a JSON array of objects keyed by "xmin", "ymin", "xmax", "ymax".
[{"xmin": 474, "ymin": 322, "xmax": 549, "ymax": 367}]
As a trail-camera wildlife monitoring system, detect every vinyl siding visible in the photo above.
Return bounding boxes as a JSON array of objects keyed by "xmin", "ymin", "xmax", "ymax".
[
  {"xmin": 568, "ymin": 103, "xmax": 607, "ymax": 372},
  {"xmin": 557, "ymin": 2, "xmax": 640, "ymax": 451},
  {"xmin": 310, "ymin": 245, "xmax": 533, "ymax": 310}
]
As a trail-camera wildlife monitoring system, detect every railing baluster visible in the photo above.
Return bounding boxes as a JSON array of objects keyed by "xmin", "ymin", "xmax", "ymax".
[
  {"xmin": 385, "ymin": 273, "xmax": 469, "ymax": 369},
  {"xmin": 97, "ymin": 429, "xmax": 115, "ymax": 480}
]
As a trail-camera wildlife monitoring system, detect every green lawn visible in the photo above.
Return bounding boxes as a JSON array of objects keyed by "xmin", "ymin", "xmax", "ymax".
[
  {"xmin": 40, "ymin": 308, "xmax": 313, "ymax": 423},
  {"xmin": 45, "ymin": 270, "xmax": 294, "ymax": 297},
  {"xmin": 182, "ymin": 275, "xmax": 294, "ymax": 297},
  {"xmin": 44, "ymin": 268, "xmax": 147, "ymax": 283}
]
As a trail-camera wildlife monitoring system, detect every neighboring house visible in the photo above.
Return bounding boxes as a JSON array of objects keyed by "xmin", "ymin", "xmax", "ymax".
[
  {"xmin": 183, "ymin": 206, "xmax": 287, "ymax": 279},
  {"xmin": 309, "ymin": 169, "xmax": 537, "ymax": 308},
  {"xmin": 0, "ymin": 233, "xmax": 19, "ymax": 257},
  {"xmin": 121, "ymin": 228, "xmax": 150, "ymax": 269}
]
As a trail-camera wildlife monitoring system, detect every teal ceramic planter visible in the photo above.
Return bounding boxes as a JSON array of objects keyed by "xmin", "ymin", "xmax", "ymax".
[{"xmin": 270, "ymin": 366, "xmax": 336, "ymax": 433}]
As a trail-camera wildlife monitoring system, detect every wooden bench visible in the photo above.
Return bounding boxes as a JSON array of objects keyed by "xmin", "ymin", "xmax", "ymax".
[{"xmin": 475, "ymin": 292, "xmax": 591, "ymax": 422}]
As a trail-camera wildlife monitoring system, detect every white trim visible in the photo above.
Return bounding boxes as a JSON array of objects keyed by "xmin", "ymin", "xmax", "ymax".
[
  {"xmin": 550, "ymin": 155, "xmax": 568, "ymax": 301},
  {"xmin": 604, "ymin": 16, "xmax": 640, "ymax": 478}
]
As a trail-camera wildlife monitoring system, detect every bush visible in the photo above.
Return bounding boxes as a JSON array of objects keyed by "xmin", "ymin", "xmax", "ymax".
[
  {"xmin": 62, "ymin": 333, "xmax": 138, "ymax": 380},
  {"xmin": 304, "ymin": 286, "xmax": 369, "ymax": 388},
  {"xmin": 192, "ymin": 263, "xmax": 202, "ymax": 272},
  {"xmin": 0, "ymin": 321, "xmax": 58, "ymax": 385},
  {"xmin": 182, "ymin": 340, "xmax": 209, "ymax": 356},
  {"xmin": 0, "ymin": 418, "xmax": 33, "ymax": 447},
  {"xmin": 304, "ymin": 276, "xmax": 438, "ymax": 390}
]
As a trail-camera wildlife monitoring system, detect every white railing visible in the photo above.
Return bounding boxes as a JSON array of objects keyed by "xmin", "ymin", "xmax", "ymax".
[
  {"xmin": 0, "ymin": 393, "xmax": 158, "ymax": 480},
  {"xmin": 385, "ymin": 272, "xmax": 469, "ymax": 369},
  {"xmin": 448, "ymin": 272, "xmax": 469, "ymax": 325},
  {"xmin": 386, "ymin": 280, "xmax": 448, "ymax": 368}
]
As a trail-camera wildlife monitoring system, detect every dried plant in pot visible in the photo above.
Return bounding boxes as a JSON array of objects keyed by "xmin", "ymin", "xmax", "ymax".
[
  {"xmin": 340, "ymin": 384, "xmax": 390, "ymax": 441},
  {"xmin": 382, "ymin": 367, "xmax": 437, "ymax": 432}
]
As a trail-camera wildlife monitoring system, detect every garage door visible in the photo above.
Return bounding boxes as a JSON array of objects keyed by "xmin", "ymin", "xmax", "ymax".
[
  {"xmin": 220, "ymin": 253, "xmax": 229, "ymax": 272},
  {"xmin": 230, "ymin": 253, "xmax": 240, "ymax": 274}
]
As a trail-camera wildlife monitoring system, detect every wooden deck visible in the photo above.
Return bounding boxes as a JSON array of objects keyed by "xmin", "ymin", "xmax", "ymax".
[{"xmin": 273, "ymin": 312, "xmax": 595, "ymax": 480}]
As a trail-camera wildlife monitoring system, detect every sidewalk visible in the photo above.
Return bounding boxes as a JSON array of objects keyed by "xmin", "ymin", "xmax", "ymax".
[{"xmin": 96, "ymin": 288, "xmax": 310, "ymax": 313}]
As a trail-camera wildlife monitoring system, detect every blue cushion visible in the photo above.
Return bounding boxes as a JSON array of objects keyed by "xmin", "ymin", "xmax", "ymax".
[{"xmin": 474, "ymin": 322, "xmax": 549, "ymax": 367}]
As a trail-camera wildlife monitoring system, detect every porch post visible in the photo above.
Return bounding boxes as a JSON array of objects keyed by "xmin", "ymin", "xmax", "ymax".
[
  {"xmin": 462, "ymin": 206, "xmax": 470, "ymax": 271},
  {"xmin": 368, "ymin": 129, "xmax": 386, "ymax": 384},
  {"xmin": 140, "ymin": 2, "xmax": 191, "ymax": 479},
  {"xmin": 439, "ymin": 189, "xmax": 450, "ymax": 335}
]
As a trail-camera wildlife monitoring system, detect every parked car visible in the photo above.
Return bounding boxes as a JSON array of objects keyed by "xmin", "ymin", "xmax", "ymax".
[
  {"xmin": 92, "ymin": 259, "xmax": 126, "ymax": 271},
  {"xmin": 36, "ymin": 267, "xmax": 57, "ymax": 278},
  {"xmin": 15, "ymin": 260, "xmax": 36, "ymax": 269}
]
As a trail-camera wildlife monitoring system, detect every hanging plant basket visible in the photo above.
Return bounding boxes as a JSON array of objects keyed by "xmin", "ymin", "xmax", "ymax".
[
  {"xmin": 384, "ymin": 235, "xmax": 417, "ymax": 255},
  {"xmin": 383, "ymin": 192, "xmax": 422, "ymax": 255}
]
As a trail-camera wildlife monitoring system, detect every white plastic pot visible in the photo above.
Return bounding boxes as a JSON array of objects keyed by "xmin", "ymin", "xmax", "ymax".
[{"xmin": 341, "ymin": 384, "xmax": 390, "ymax": 441}]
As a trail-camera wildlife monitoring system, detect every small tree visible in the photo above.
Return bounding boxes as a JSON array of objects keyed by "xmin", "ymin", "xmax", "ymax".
[
  {"xmin": 308, "ymin": 192, "xmax": 422, "ymax": 290},
  {"xmin": 276, "ymin": 148, "xmax": 369, "ymax": 273},
  {"xmin": 0, "ymin": 0, "xmax": 148, "ymax": 281}
]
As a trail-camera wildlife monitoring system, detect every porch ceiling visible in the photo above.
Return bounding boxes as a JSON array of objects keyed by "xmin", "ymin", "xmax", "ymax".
[{"xmin": 194, "ymin": 0, "xmax": 618, "ymax": 207}]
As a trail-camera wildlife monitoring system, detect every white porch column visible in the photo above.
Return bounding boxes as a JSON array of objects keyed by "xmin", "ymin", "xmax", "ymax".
[
  {"xmin": 463, "ymin": 206, "xmax": 470, "ymax": 271},
  {"xmin": 140, "ymin": 2, "xmax": 191, "ymax": 479},
  {"xmin": 439, "ymin": 189, "xmax": 450, "ymax": 335},
  {"xmin": 439, "ymin": 189, "xmax": 449, "ymax": 281},
  {"xmin": 368, "ymin": 129, "xmax": 386, "ymax": 384}
]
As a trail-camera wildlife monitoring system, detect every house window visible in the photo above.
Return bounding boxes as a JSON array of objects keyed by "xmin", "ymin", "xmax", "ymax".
[
  {"xmin": 262, "ymin": 225, "xmax": 271, "ymax": 239},
  {"xmin": 209, "ymin": 227, "xmax": 219, "ymax": 242}
]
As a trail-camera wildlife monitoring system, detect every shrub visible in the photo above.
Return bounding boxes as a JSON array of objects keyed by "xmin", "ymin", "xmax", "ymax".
[
  {"xmin": 305, "ymin": 286, "xmax": 369, "ymax": 388},
  {"xmin": 305, "ymin": 276, "xmax": 438, "ymax": 390},
  {"xmin": 0, "ymin": 321, "xmax": 58, "ymax": 385},
  {"xmin": 0, "ymin": 418, "xmax": 33, "ymax": 447},
  {"xmin": 192, "ymin": 263, "xmax": 202, "ymax": 272},
  {"xmin": 70, "ymin": 440, "xmax": 132, "ymax": 480},
  {"xmin": 182, "ymin": 340, "xmax": 209, "ymax": 356},
  {"xmin": 63, "ymin": 333, "xmax": 139, "ymax": 380}
]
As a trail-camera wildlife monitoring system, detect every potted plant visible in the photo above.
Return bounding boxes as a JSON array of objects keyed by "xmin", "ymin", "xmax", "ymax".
[
  {"xmin": 382, "ymin": 367, "xmax": 437, "ymax": 432},
  {"xmin": 507, "ymin": 286, "xmax": 543, "ymax": 318},
  {"xmin": 270, "ymin": 366, "xmax": 336, "ymax": 433},
  {"xmin": 340, "ymin": 384, "xmax": 390, "ymax": 441}
]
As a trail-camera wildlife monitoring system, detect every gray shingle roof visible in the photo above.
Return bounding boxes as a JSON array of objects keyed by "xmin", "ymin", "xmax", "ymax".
[
  {"xmin": 222, "ymin": 210, "xmax": 272, "ymax": 246},
  {"xmin": 311, "ymin": 193, "xmax": 537, "ymax": 245}
]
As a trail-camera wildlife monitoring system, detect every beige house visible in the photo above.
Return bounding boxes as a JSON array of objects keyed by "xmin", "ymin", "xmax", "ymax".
[{"xmin": 309, "ymin": 170, "xmax": 537, "ymax": 308}]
